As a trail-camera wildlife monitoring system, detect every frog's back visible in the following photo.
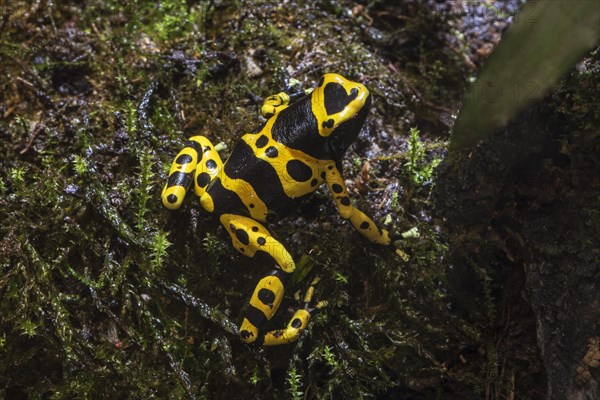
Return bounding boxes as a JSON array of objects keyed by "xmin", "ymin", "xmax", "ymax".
[
  {"xmin": 218, "ymin": 137, "xmax": 313, "ymax": 221},
  {"xmin": 204, "ymin": 74, "xmax": 371, "ymax": 223}
]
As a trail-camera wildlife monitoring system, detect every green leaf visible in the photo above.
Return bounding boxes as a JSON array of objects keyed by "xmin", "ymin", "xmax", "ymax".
[{"xmin": 450, "ymin": 0, "xmax": 600, "ymax": 151}]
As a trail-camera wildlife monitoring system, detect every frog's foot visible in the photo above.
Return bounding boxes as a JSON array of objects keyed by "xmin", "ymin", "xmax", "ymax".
[
  {"xmin": 260, "ymin": 79, "xmax": 310, "ymax": 119},
  {"xmin": 389, "ymin": 227, "xmax": 420, "ymax": 241},
  {"xmin": 389, "ymin": 227, "xmax": 420, "ymax": 262},
  {"xmin": 347, "ymin": 208, "xmax": 391, "ymax": 245},
  {"xmin": 260, "ymin": 277, "xmax": 327, "ymax": 347},
  {"xmin": 323, "ymin": 162, "xmax": 391, "ymax": 245},
  {"xmin": 261, "ymin": 92, "xmax": 292, "ymax": 119}
]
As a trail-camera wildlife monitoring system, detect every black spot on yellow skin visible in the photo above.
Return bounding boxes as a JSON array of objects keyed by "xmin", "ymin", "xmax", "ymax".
[
  {"xmin": 167, "ymin": 171, "xmax": 192, "ymax": 188},
  {"xmin": 322, "ymin": 119, "xmax": 334, "ymax": 129},
  {"xmin": 206, "ymin": 159, "xmax": 218, "ymax": 170},
  {"xmin": 162, "ymin": 74, "xmax": 392, "ymax": 347},
  {"xmin": 235, "ymin": 228, "xmax": 249, "ymax": 245},
  {"xmin": 176, "ymin": 154, "xmax": 193, "ymax": 164},
  {"xmin": 256, "ymin": 135, "xmax": 268, "ymax": 148},
  {"xmin": 265, "ymin": 146, "xmax": 278, "ymax": 158},
  {"xmin": 240, "ymin": 330, "xmax": 253, "ymax": 340},
  {"xmin": 258, "ymin": 288, "xmax": 276, "ymax": 306},
  {"xmin": 197, "ymin": 172, "xmax": 211, "ymax": 188},
  {"xmin": 286, "ymin": 160, "xmax": 312, "ymax": 182}
]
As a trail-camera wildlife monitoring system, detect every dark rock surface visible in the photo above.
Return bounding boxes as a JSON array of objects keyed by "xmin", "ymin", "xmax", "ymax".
[{"xmin": 433, "ymin": 51, "xmax": 600, "ymax": 399}]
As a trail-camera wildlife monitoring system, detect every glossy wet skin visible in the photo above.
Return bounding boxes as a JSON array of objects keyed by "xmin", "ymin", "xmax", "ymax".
[{"xmin": 162, "ymin": 73, "xmax": 390, "ymax": 346}]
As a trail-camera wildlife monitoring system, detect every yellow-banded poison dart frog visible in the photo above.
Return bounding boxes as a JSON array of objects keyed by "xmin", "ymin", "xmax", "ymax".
[{"xmin": 162, "ymin": 73, "xmax": 393, "ymax": 346}]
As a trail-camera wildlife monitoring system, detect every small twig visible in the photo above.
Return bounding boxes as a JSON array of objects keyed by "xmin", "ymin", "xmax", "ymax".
[
  {"xmin": 20, "ymin": 111, "xmax": 45, "ymax": 154},
  {"xmin": 20, "ymin": 123, "xmax": 45, "ymax": 154}
]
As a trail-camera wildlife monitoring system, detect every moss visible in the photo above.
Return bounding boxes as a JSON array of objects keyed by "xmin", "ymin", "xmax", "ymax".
[{"xmin": 0, "ymin": 0, "xmax": 526, "ymax": 398}]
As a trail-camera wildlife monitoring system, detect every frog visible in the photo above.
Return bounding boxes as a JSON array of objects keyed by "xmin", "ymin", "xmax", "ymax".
[{"xmin": 162, "ymin": 73, "xmax": 399, "ymax": 346}]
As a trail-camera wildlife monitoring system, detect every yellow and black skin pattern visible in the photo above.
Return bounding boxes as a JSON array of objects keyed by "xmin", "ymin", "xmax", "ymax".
[{"xmin": 162, "ymin": 73, "xmax": 391, "ymax": 346}]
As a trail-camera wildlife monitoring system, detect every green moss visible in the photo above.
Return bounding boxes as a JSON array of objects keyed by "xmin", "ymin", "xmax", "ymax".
[
  {"xmin": 405, "ymin": 127, "xmax": 443, "ymax": 185},
  {"xmin": 286, "ymin": 366, "xmax": 304, "ymax": 400},
  {"xmin": 0, "ymin": 0, "xmax": 517, "ymax": 398},
  {"xmin": 134, "ymin": 149, "xmax": 155, "ymax": 231}
]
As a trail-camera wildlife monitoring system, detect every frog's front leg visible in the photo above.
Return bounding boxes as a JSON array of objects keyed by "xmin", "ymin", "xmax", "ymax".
[
  {"xmin": 220, "ymin": 213, "xmax": 322, "ymax": 345},
  {"xmin": 161, "ymin": 135, "xmax": 223, "ymax": 210},
  {"xmin": 260, "ymin": 79, "xmax": 311, "ymax": 119},
  {"xmin": 261, "ymin": 92, "xmax": 293, "ymax": 119},
  {"xmin": 323, "ymin": 163, "xmax": 391, "ymax": 245}
]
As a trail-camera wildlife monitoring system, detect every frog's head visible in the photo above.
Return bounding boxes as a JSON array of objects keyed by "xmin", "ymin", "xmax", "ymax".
[{"xmin": 311, "ymin": 73, "xmax": 371, "ymax": 161}]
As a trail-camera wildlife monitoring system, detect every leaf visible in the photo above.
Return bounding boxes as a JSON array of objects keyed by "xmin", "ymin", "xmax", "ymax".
[{"xmin": 450, "ymin": 0, "xmax": 600, "ymax": 151}]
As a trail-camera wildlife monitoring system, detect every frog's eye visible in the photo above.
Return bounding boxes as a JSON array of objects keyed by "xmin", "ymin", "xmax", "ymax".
[{"xmin": 328, "ymin": 136, "xmax": 343, "ymax": 158}]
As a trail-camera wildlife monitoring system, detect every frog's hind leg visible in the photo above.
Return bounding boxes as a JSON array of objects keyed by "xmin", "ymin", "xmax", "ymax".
[
  {"xmin": 162, "ymin": 135, "xmax": 222, "ymax": 210},
  {"xmin": 241, "ymin": 273, "xmax": 326, "ymax": 346},
  {"xmin": 219, "ymin": 213, "xmax": 300, "ymax": 345},
  {"xmin": 240, "ymin": 268, "xmax": 289, "ymax": 345},
  {"xmin": 261, "ymin": 277, "xmax": 327, "ymax": 346},
  {"xmin": 219, "ymin": 213, "xmax": 295, "ymax": 272}
]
